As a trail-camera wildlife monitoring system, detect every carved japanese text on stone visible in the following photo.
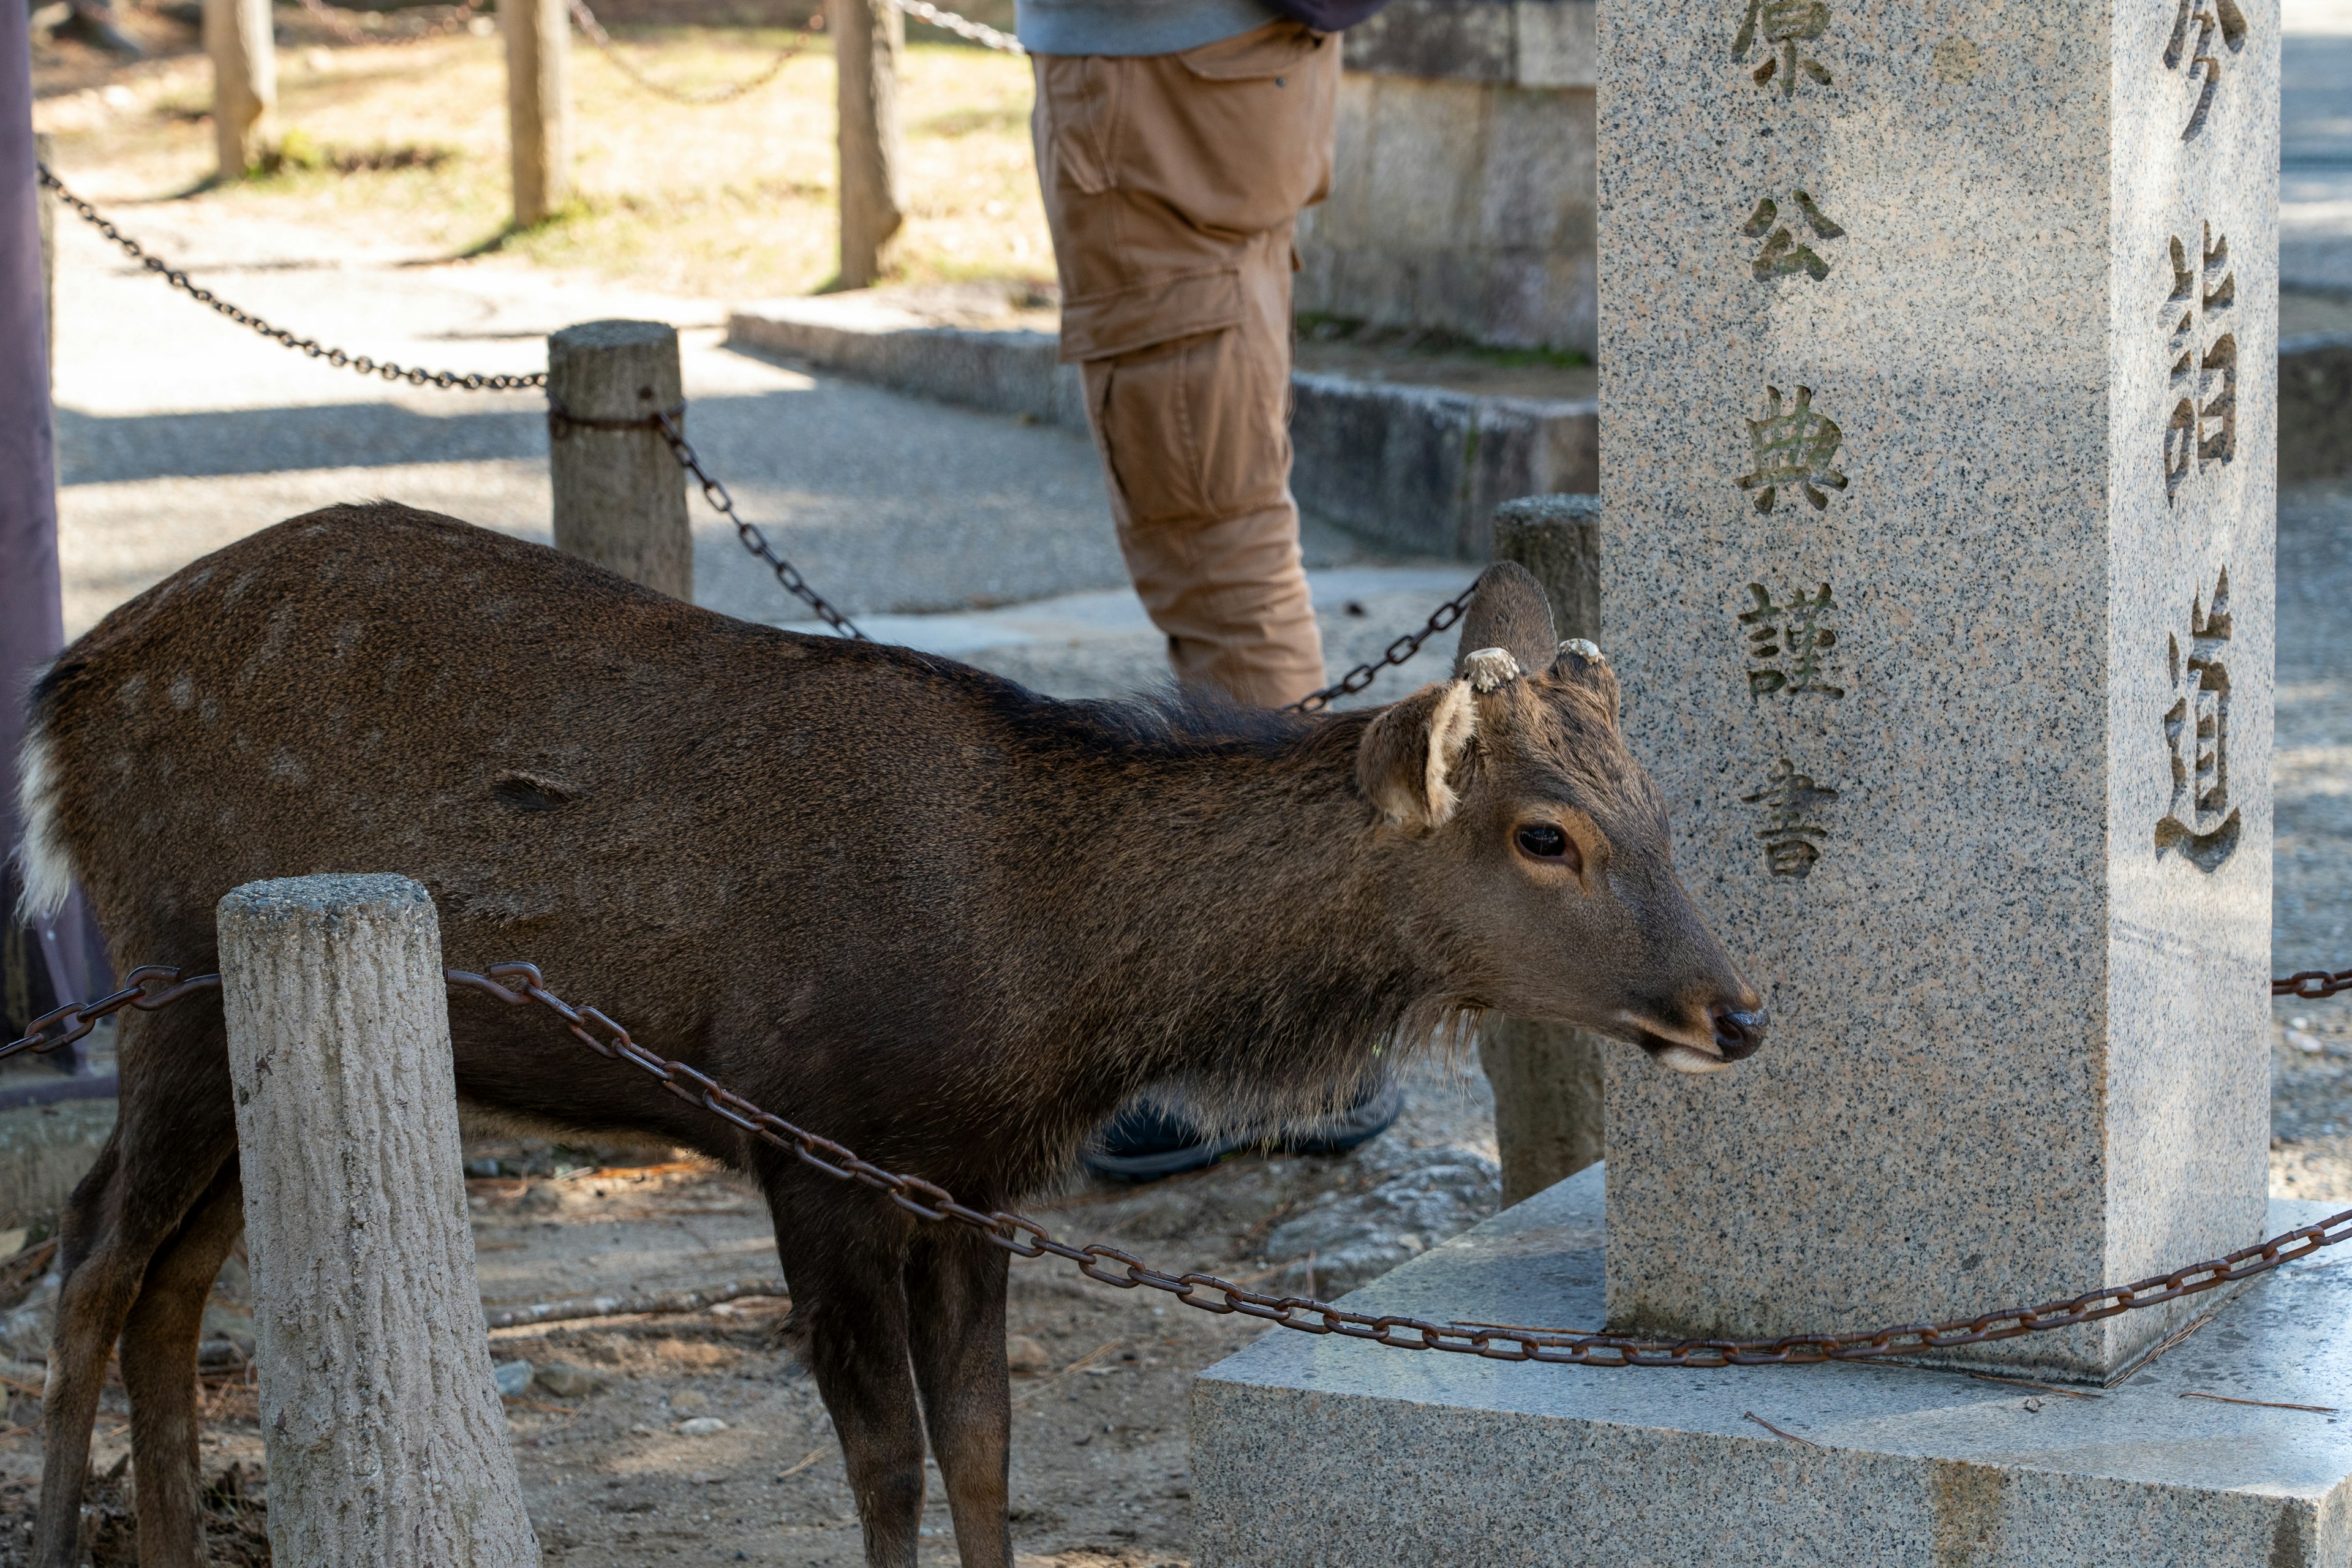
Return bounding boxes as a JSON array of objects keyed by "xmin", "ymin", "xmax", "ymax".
[
  {"xmin": 1736, "ymin": 386, "xmax": 1848, "ymax": 513},
  {"xmin": 1733, "ymin": 0, "xmax": 1832, "ymax": 96},
  {"xmin": 1742, "ymin": 756, "xmax": 1838, "ymax": 878},
  {"xmin": 2157, "ymin": 568, "xmax": 2241, "ymax": 870},
  {"xmin": 2163, "ymin": 222, "xmax": 2236, "ymax": 500},
  {"xmin": 1740, "ymin": 582, "xmax": 1845, "ymax": 699},
  {"xmin": 1743, "ymin": 191, "xmax": 1845, "ymax": 281},
  {"xmin": 2164, "ymin": 0, "xmax": 2248, "ymax": 140}
]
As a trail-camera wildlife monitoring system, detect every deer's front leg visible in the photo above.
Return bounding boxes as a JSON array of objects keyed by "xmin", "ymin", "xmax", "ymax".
[
  {"xmin": 906, "ymin": 1231, "xmax": 1012, "ymax": 1568},
  {"xmin": 792, "ymin": 1228, "xmax": 928, "ymax": 1568}
]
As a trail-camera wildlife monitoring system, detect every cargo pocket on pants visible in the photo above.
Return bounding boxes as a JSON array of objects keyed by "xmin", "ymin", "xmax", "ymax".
[{"xmin": 1093, "ymin": 326, "xmax": 1291, "ymax": 532}]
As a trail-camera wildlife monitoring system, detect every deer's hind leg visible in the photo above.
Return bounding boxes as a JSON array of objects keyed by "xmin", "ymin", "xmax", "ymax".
[
  {"xmin": 119, "ymin": 1164, "xmax": 243, "ymax": 1568},
  {"xmin": 32, "ymin": 1004, "xmax": 238, "ymax": 1568}
]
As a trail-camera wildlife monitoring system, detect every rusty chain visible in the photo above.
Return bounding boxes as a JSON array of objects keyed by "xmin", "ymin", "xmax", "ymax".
[
  {"xmin": 37, "ymin": 167, "xmax": 548, "ymax": 392},
  {"xmin": 12, "ymin": 960, "xmax": 2352, "ymax": 1369},
  {"xmin": 293, "ymin": 0, "xmax": 490, "ymax": 48},
  {"xmin": 2276, "ymin": 968, "xmax": 2352, "ymax": 1000},
  {"xmin": 568, "ymin": 0, "xmax": 817, "ymax": 106},
  {"xmin": 649, "ymin": 409, "xmax": 870, "ymax": 640},
  {"xmin": 1290, "ymin": 582, "xmax": 1479, "ymax": 712}
]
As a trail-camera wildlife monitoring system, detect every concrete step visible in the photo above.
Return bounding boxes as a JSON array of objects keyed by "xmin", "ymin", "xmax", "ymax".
[{"xmin": 726, "ymin": 294, "xmax": 1598, "ymax": 560}]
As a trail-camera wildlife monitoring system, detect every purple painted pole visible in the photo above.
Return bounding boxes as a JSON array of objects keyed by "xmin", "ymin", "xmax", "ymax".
[{"xmin": 1, "ymin": 6, "xmax": 93, "ymax": 1056}]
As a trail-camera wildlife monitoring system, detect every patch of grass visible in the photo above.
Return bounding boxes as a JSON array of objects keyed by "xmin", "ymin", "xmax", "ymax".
[
  {"xmin": 36, "ymin": 31, "xmax": 1054, "ymax": 301},
  {"xmin": 1297, "ymin": 312, "xmax": 1593, "ymax": 368}
]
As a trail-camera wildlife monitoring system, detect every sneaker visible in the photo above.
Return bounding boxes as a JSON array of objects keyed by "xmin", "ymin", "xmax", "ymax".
[
  {"xmin": 1276, "ymin": 1077, "xmax": 1404, "ymax": 1156},
  {"xmin": 1080, "ymin": 1101, "xmax": 1239, "ymax": 1182}
]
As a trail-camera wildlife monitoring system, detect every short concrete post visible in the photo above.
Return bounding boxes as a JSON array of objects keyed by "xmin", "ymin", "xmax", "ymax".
[
  {"xmin": 1479, "ymin": 494, "xmax": 1607, "ymax": 1205},
  {"xmin": 499, "ymin": 0, "xmax": 570, "ymax": 227},
  {"xmin": 218, "ymin": 874, "xmax": 537, "ymax": 1567},
  {"xmin": 203, "ymin": 0, "xmax": 275, "ymax": 178},
  {"xmin": 546, "ymin": 319, "xmax": 693, "ymax": 598},
  {"xmin": 831, "ymin": 0, "xmax": 903, "ymax": 288}
]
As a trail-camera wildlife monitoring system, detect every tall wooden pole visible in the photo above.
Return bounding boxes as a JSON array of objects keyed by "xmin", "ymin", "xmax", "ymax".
[
  {"xmin": 831, "ymin": 0, "xmax": 903, "ymax": 288},
  {"xmin": 1480, "ymin": 494, "xmax": 1608, "ymax": 1207},
  {"xmin": 500, "ymin": 0, "xmax": 571, "ymax": 227},
  {"xmin": 220, "ymin": 873, "xmax": 538, "ymax": 1567},
  {"xmin": 203, "ymin": 0, "xmax": 274, "ymax": 178}
]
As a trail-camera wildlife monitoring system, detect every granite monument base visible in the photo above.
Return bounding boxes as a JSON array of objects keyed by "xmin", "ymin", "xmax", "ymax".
[{"xmin": 1191, "ymin": 1167, "xmax": 2352, "ymax": 1567}]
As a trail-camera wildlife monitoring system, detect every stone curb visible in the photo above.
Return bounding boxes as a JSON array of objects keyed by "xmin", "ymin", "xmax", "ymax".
[
  {"xmin": 2283, "ymin": 330, "xmax": 2352, "ymax": 484},
  {"xmin": 726, "ymin": 298, "xmax": 1598, "ymax": 560}
]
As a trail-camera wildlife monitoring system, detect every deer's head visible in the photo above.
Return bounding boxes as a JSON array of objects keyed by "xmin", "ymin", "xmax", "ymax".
[{"xmin": 1357, "ymin": 562, "xmax": 1765, "ymax": 1074}]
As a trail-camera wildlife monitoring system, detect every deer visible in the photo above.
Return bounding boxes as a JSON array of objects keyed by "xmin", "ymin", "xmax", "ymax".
[{"xmin": 12, "ymin": 502, "xmax": 1763, "ymax": 1568}]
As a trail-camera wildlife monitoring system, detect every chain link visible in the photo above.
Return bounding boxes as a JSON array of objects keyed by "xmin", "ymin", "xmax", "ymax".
[
  {"xmin": 568, "ymin": 0, "xmax": 816, "ymax": 106},
  {"xmin": 2276, "ymin": 968, "xmax": 2352, "ymax": 1000},
  {"xmin": 1289, "ymin": 583, "xmax": 1479, "ymax": 713},
  {"xmin": 293, "ymin": 0, "xmax": 490, "ymax": 48},
  {"xmin": 649, "ymin": 409, "xmax": 870, "ymax": 640},
  {"xmin": 37, "ymin": 167, "xmax": 548, "ymax": 392},
  {"xmin": 17, "ymin": 959, "xmax": 2352, "ymax": 1370},
  {"xmin": 889, "ymin": 0, "xmax": 1023, "ymax": 53}
]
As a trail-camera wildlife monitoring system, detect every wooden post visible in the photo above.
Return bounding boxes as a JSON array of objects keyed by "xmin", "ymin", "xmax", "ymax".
[
  {"xmin": 218, "ymin": 874, "xmax": 538, "ymax": 1567},
  {"xmin": 830, "ymin": 0, "xmax": 903, "ymax": 288},
  {"xmin": 546, "ymin": 320, "xmax": 692, "ymax": 598},
  {"xmin": 499, "ymin": 0, "xmax": 570, "ymax": 227},
  {"xmin": 203, "ymin": 0, "xmax": 275, "ymax": 178},
  {"xmin": 1479, "ymin": 494, "xmax": 1608, "ymax": 1207}
]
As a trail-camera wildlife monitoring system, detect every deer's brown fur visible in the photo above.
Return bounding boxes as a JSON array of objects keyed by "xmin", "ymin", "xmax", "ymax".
[{"xmin": 13, "ymin": 503, "xmax": 1758, "ymax": 1568}]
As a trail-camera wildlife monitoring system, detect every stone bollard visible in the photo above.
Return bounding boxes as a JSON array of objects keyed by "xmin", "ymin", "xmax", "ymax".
[
  {"xmin": 546, "ymin": 320, "xmax": 693, "ymax": 599},
  {"xmin": 499, "ymin": 0, "xmax": 571, "ymax": 227},
  {"xmin": 830, "ymin": 0, "xmax": 904, "ymax": 288},
  {"xmin": 1479, "ymin": 494, "xmax": 1606, "ymax": 1206},
  {"xmin": 202, "ymin": 0, "xmax": 275, "ymax": 177},
  {"xmin": 218, "ymin": 874, "xmax": 537, "ymax": 1568}
]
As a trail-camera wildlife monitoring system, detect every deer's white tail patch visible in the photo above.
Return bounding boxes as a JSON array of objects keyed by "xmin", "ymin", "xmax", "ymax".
[{"xmin": 14, "ymin": 717, "xmax": 75, "ymax": 922}]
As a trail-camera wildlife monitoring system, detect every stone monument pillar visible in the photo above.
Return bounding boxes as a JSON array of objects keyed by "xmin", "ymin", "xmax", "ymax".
[{"xmin": 1599, "ymin": 0, "xmax": 2278, "ymax": 1377}]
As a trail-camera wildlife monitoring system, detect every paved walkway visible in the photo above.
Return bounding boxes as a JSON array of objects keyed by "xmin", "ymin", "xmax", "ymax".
[
  {"xmin": 46, "ymin": 192, "xmax": 1460, "ymax": 706},
  {"xmin": 2287, "ymin": 0, "xmax": 2352, "ymax": 294}
]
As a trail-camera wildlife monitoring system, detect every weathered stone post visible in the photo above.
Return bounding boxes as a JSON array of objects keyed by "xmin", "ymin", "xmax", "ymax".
[
  {"xmin": 1479, "ymin": 494, "xmax": 1606, "ymax": 1205},
  {"xmin": 203, "ymin": 0, "xmax": 274, "ymax": 178},
  {"xmin": 546, "ymin": 319, "xmax": 692, "ymax": 598},
  {"xmin": 219, "ymin": 874, "xmax": 537, "ymax": 1567},
  {"xmin": 1597, "ymin": 0, "xmax": 2278, "ymax": 1377},
  {"xmin": 499, "ymin": 0, "xmax": 571, "ymax": 227},
  {"xmin": 831, "ymin": 0, "xmax": 903, "ymax": 288}
]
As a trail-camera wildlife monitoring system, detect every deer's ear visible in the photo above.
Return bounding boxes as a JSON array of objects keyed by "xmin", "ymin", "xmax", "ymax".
[{"xmin": 1357, "ymin": 680, "xmax": 1479, "ymax": 831}]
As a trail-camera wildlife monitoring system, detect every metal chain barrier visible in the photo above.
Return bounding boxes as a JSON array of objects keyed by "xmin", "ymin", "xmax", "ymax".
[
  {"xmin": 13, "ymin": 959, "xmax": 2352, "ymax": 1369},
  {"xmin": 37, "ymin": 167, "xmax": 548, "ymax": 392},
  {"xmin": 889, "ymin": 0, "xmax": 1022, "ymax": 53},
  {"xmin": 1290, "ymin": 583, "xmax": 1479, "ymax": 712},
  {"xmin": 649, "ymin": 408, "xmax": 870, "ymax": 639},
  {"xmin": 293, "ymin": 0, "xmax": 491, "ymax": 48},
  {"xmin": 568, "ymin": 0, "xmax": 818, "ymax": 106}
]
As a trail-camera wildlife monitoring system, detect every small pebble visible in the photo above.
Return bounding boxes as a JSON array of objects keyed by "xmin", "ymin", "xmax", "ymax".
[
  {"xmin": 2024, "ymin": 1398, "xmax": 2042, "ymax": 1413},
  {"xmin": 1005, "ymin": 1335, "xmax": 1051, "ymax": 1376},
  {"xmin": 677, "ymin": 1416, "xmax": 728, "ymax": 1438},
  {"xmin": 491, "ymin": 1360, "xmax": 533, "ymax": 1398},
  {"xmin": 535, "ymin": 1362, "xmax": 606, "ymax": 1398}
]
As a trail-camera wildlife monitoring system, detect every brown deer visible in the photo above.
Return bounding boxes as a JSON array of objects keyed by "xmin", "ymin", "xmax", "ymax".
[{"xmin": 13, "ymin": 503, "xmax": 1762, "ymax": 1568}]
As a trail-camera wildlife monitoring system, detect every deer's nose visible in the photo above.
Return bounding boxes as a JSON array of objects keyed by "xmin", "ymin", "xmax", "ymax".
[{"xmin": 1710, "ymin": 1005, "xmax": 1768, "ymax": 1062}]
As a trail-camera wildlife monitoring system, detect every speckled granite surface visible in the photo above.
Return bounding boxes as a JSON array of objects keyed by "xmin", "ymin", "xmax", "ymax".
[
  {"xmin": 1593, "ymin": 2, "xmax": 2281, "ymax": 1376},
  {"xmin": 1191, "ymin": 1167, "xmax": 2352, "ymax": 1567}
]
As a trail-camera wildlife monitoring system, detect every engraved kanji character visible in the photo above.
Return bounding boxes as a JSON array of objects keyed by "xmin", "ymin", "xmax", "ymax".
[
  {"xmin": 1734, "ymin": 0, "xmax": 1833, "ymax": 96},
  {"xmin": 1735, "ymin": 385, "xmax": 1848, "ymax": 513},
  {"xmin": 2164, "ymin": 0, "xmax": 2248, "ymax": 141},
  {"xmin": 1740, "ymin": 582, "xmax": 1845, "ymax": 699},
  {"xmin": 1741, "ymin": 756, "xmax": 1838, "ymax": 879},
  {"xmin": 2157, "ymin": 569, "xmax": 2241, "ymax": 870},
  {"xmin": 1743, "ymin": 190, "xmax": 1845, "ymax": 282},
  {"xmin": 2163, "ymin": 222, "xmax": 2236, "ymax": 499}
]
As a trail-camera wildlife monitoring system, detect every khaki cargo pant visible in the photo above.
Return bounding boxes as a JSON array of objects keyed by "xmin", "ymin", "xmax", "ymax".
[{"xmin": 1030, "ymin": 22, "xmax": 1338, "ymax": 708}]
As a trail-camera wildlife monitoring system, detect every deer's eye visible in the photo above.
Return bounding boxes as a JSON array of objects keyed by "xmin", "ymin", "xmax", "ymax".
[{"xmin": 1516, "ymin": 824, "xmax": 1570, "ymax": 860}]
